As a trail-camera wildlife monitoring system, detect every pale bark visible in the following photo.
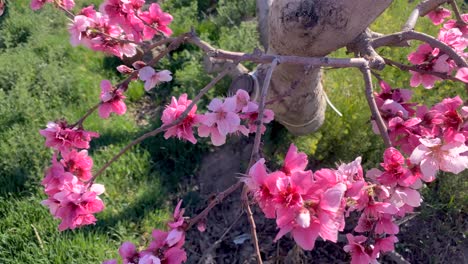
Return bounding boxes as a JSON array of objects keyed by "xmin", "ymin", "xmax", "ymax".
[{"xmin": 259, "ymin": 0, "xmax": 393, "ymax": 135}]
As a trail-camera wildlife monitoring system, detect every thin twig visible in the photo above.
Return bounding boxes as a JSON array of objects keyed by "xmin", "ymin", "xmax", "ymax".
[
  {"xmin": 187, "ymin": 36, "xmax": 368, "ymax": 68},
  {"xmin": 373, "ymin": 30, "xmax": 467, "ymax": 68},
  {"xmin": 187, "ymin": 181, "xmax": 243, "ymax": 229},
  {"xmin": 449, "ymin": 0, "xmax": 467, "ymax": 26},
  {"xmin": 89, "ymin": 64, "xmax": 235, "ymax": 184},
  {"xmin": 145, "ymin": 37, "xmax": 177, "ymax": 52},
  {"xmin": 395, "ymin": 212, "xmax": 421, "ymax": 226},
  {"xmin": 402, "ymin": 0, "xmax": 451, "ymax": 31},
  {"xmin": 403, "ymin": 7, "xmax": 421, "ymax": 32},
  {"xmin": 242, "ymin": 59, "xmax": 279, "ymax": 264},
  {"xmin": 361, "ymin": 66, "xmax": 392, "ymax": 148},
  {"xmin": 418, "ymin": 0, "xmax": 451, "ymax": 16},
  {"xmin": 243, "ymin": 198, "xmax": 262, "ymax": 264},
  {"xmin": 72, "ymin": 34, "xmax": 188, "ymax": 127},
  {"xmin": 383, "ymin": 57, "xmax": 461, "ymax": 82},
  {"xmin": 54, "ymin": 0, "xmax": 74, "ymax": 20},
  {"xmin": 386, "ymin": 251, "xmax": 411, "ymax": 264},
  {"xmin": 249, "ymin": 59, "xmax": 279, "ymax": 164},
  {"xmin": 197, "ymin": 211, "xmax": 244, "ymax": 264}
]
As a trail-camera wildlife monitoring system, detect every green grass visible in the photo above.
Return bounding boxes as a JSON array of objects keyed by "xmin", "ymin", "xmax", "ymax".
[{"xmin": 0, "ymin": 0, "xmax": 466, "ymax": 263}]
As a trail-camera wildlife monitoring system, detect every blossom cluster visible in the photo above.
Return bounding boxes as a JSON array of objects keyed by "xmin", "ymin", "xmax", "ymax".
[
  {"xmin": 39, "ymin": 121, "xmax": 105, "ymax": 231},
  {"xmin": 161, "ymin": 90, "xmax": 274, "ymax": 146},
  {"xmin": 103, "ymin": 201, "xmax": 187, "ymax": 264},
  {"xmin": 98, "ymin": 63, "xmax": 172, "ymax": 119},
  {"xmin": 244, "ymin": 140, "xmax": 465, "ymax": 263},
  {"xmin": 244, "ymin": 144, "xmax": 347, "ymax": 250},
  {"xmin": 35, "ymin": 0, "xmax": 174, "ymax": 58},
  {"xmin": 408, "ymin": 9, "xmax": 467, "ymax": 88},
  {"xmin": 375, "ymin": 80, "xmax": 468, "ymax": 181}
]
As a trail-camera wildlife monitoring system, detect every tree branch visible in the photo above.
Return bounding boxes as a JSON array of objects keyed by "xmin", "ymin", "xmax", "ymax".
[
  {"xmin": 383, "ymin": 57, "xmax": 461, "ymax": 82},
  {"xmin": 403, "ymin": 0, "xmax": 451, "ymax": 31},
  {"xmin": 187, "ymin": 36, "xmax": 368, "ymax": 68},
  {"xmin": 187, "ymin": 181, "xmax": 243, "ymax": 230},
  {"xmin": 361, "ymin": 66, "xmax": 392, "ymax": 148},
  {"xmin": 249, "ymin": 59, "xmax": 279, "ymax": 164},
  {"xmin": 197, "ymin": 211, "xmax": 244, "ymax": 264},
  {"xmin": 372, "ymin": 30, "xmax": 467, "ymax": 68},
  {"xmin": 347, "ymin": 28, "xmax": 386, "ymax": 70},
  {"xmin": 449, "ymin": 0, "xmax": 468, "ymax": 26}
]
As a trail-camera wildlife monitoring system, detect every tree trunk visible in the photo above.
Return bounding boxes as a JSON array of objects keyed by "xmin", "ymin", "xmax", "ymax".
[{"xmin": 256, "ymin": 0, "xmax": 393, "ymax": 135}]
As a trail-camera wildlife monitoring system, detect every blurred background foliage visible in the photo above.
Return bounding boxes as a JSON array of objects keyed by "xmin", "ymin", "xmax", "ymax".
[{"xmin": 0, "ymin": 0, "xmax": 466, "ymax": 263}]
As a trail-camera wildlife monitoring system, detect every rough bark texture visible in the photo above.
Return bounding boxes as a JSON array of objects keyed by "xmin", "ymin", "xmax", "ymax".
[{"xmin": 261, "ymin": 0, "xmax": 393, "ymax": 135}]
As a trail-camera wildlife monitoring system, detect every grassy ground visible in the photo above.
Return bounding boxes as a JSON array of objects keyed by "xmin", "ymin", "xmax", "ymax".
[{"xmin": 0, "ymin": 0, "xmax": 466, "ymax": 263}]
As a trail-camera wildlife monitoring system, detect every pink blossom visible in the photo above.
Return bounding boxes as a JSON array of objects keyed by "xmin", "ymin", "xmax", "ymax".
[
  {"xmin": 409, "ymin": 70, "xmax": 441, "ymax": 89},
  {"xmin": 336, "ymin": 157, "xmax": 364, "ymax": 187},
  {"xmin": 355, "ymin": 214, "xmax": 374, "ymax": 233},
  {"xmin": 197, "ymin": 97, "xmax": 240, "ymax": 146},
  {"xmin": 197, "ymin": 124, "xmax": 226, "ymax": 146},
  {"xmin": 117, "ymin": 65, "xmax": 134, "ymax": 74},
  {"xmin": 99, "ymin": 0, "xmax": 129, "ymax": 22},
  {"xmin": 164, "ymin": 247, "xmax": 187, "ymax": 264},
  {"xmin": 432, "ymin": 54, "xmax": 455, "ymax": 73},
  {"xmin": 410, "ymin": 131, "xmax": 468, "ymax": 181},
  {"xmin": 380, "ymin": 99, "xmax": 409, "ymax": 118},
  {"xmin": 432, "ymin": 96, "xmax": 464, "ymax": 130},
  {"xmin": 375, "ymin": 81, "xmax": 416, "ymax": 120},
  {"xmin": 238, "ymin": 103, "xmax": 274, "ymax": 136},
  {"xmin": 363, "ymin": 201, "xmax": 398, "ymax": 219},
  {"xmin": 343, "ymin": 234, "xmax": 373, "ymax": 264},
  {"xmin": 273, "ymin": 178, "xmax": 346, "ymax": 250},
  {"xmin": 427, "ymin": 8, "xmax": 451, "ymax": 25},
  {"xmin": 39, "ymin": 121, "xmax": 99, "ymax": 151},
  {"xmin": 461, "ymin": 106, "xmax": 468, "ymax": 118},
  {"xmin": 372, "ymin": 235, "xmax": 398, "ymax": 259},
  {"xmin": 407, "ymin": 44, "xmax": 438, "ymax": 65},
  {"xmin": 58, "ymin": 0, "xmax": 75, "ymax": 10},
  {"xmin": 139, "ymin": 66, "xmax": 172, "ymax": 91},
  {"xmin": 281, "ymin": 144, "xmax": 308, "ymax": 175},
  {"xmin": 30, "ymin": 0, "xmax": 53, "ymax": 10},
  {"xmin": 234, "ymin": 89, "xmax": 257, "ymax": 113},
  {"xmin": 77, "ymin": 11, "xmax": 138, "ymax": 58},
  {"xmin": 374, "ymin": 214, "xmax": 399, "ymax": 235},
  {"xmin": 456, "ymin": 67, "xmax": 468, "ymax": 83},
  {"xmin": 139, "ymin": 3, "xmax": 173, "ymax": 39},
  {"xmin": 42, "ymin": 158, "xmax": 76, "ymax": 196},
  {"xmin": 387, "ymin": 117, "xmax": 421, "ymax": 155},
  {"xmin": 438, "ymin": 28, "xmax": 467, "ymax": 52},
  {"xmin": 377, "ymin": 148, "xmax": 417, "ymax": 187},
  {"xmin": 443, "ymin": 14, "xmax": 468, "ymax": 36},
  {"xmin": 389, "ymin": 186, "xmax": 422, "ymax": 208},
  {"xmin": 161, "ymin": 94, "xmax": 198, "ymax": 144},
  {"xmin": 119, "ymin": 241, "xmax": 139, "ymax": 264},
  {"xmin": 61, "ymin": 149, "xmax": 94, "ymax": 182},
  {"xmin": 69, "ymin": 15, "xmax": 92, "ymax": 46},
  {"xmin": 99, "ymin": 0, "xmax": 143, "ymax": 28},
  {"xmin": 139, "ymin": 255, "xmax": 161, "ymax": 264},
  {"xmin": 79, "ymin": 5, "xmax": 97, "ymax": 18},
  {"xmin": 145, "ymin": 228, "xmax": 187, "ymax": 264},
  {"xmin": 98, "ymin": 80, "xmax": 127, "ymax": 119},
  {"xmin": 43, "ymin": 180, "xmax": 105, "ymax": 231},
  {"xmin": 244, "ymin": 159, "xmax": 279, "ymax": 218}
]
